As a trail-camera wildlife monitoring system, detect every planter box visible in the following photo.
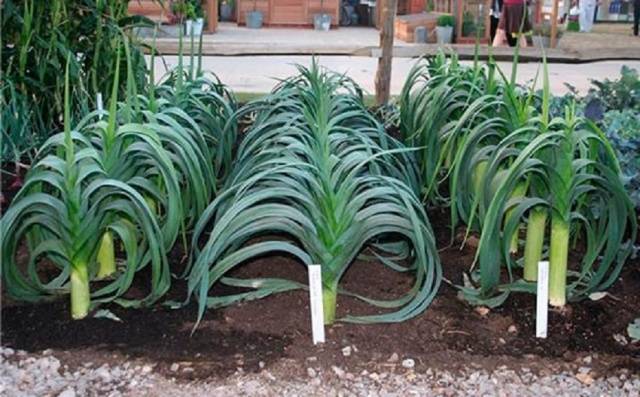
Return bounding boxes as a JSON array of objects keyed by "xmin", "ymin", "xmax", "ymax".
[
  {"xmin": 128, "ymin": 0, "xmax": 171, "ymax": 24},
  {"xmin": 394, "ymin": 13, "xmax": 445, "ymax": 43}
]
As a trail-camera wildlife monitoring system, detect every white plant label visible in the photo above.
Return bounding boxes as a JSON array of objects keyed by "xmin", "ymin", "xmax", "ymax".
[
  {"xmin": 308, "ymin": 265, "xmax": 325, "ymax": 344},
  {"xmin": 96, "ymin": 93, "xmax": 104, "ymax": 117},
  {"xmin": 536, "ymin": 261, "xmax": 549, "ymax": 339}
]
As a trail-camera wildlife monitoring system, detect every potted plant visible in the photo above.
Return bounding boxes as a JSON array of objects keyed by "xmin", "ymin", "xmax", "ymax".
[
  {"xmin": 192, "ymin": 1, "xmax": 205, "ymax": 36},
  {"xmin": 436, "ymin": 14, "xmax": 454, "ymax": 44},
  {"xmin": 246, "ymin": 0, "xmax": 264, "ymax": 29},
  {"xmin": 220, "ymin": 0, "xmax": 235, "ymax": 21},
  {"xmin": 181, "ymin": 1, "xmax": 204, "ymax": 36},
  {"xmin": 313, "ymin": 0, "xmax": 332, "ymax": 31},
  {"xmin": 531, "ymin": 23, "xmax": 556, "ymax": 48}
]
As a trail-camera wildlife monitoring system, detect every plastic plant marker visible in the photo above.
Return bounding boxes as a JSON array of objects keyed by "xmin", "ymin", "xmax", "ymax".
[
  {"xmin": 536, "ymin": 261, "xmax": 549, "ymax": 338},
  {"xmin": 308, "ymin": 265, "xmax": 325, "ymax": 344}
]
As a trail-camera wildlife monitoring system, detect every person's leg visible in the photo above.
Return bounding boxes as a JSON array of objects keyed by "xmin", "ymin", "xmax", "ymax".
[
  {"xmin": 581, "ymin": 4, "xmax": 595, "ymax": 32},
  {"xmin": 493, "ymin": 28, "xmax": 507, "ymax": 46},
  {"xmin": 579, "ymin": 3, "xmax": 588, "ymax": 32},
  {"xmin": 491, "ymin": 16, "xmax": 499, "ymax": 41},
  {"xmin": 519, "ymin": 34, "xmax": 528, "ymax": 47}
]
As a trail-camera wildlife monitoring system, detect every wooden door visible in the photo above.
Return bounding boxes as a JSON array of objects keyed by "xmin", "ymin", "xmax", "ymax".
[{"xmin": 270, "ymin": 0, "xmax": 307, "ymax": 24}]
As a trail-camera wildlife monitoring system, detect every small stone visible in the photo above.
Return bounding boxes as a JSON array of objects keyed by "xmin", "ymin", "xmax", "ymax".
[
  {"xmin": 332, "ymin": 365, "xmax": 346, "ymax": 378},
  {"xmin": 307, "ymin": 367, "xmax": 317, "ymax": 378},
  {"xmin": 402, "ymin": 358, "xmax": 415, "ymax": 369},
  {"xmin": 141, "ymin": 365, "xmax": 153, "ymax": 374},
  {"xmin": 342, "ymin": 346, "xmax": 352, "ymax": 357},
  {"xmin": 507, "ymin": 325, "xmax": 517, "ymax": 334},
  {"xmin": 58, "ymin": 388, "xmax": 76, "ymax": 397},
  {"xmin": 388, "ymin": 353, "xmax": 399, "ymax": 363},
  {"xmin": 306, "ymin": 356, "xmax": 318, "ymax": 362},
  {"xmin": 258, "ymin": 361, "xmax": 265, "ymax": 369},
  {"xmin": 475, "ymin": 306, "xmax": 490, "ymax": 316},
  {"xmin": 576, "ymin": 372, "xmax": 594, "ymax": 385},
  {"xmin": 170, "ymin": 363, "xmax": 179, "ymax": 372},
  {"xmin": 613, "ymin": 333, "xmax": 628, "ymax": 346},
  {"xmin": 498, "ymin": 338, "xmax": 506, "ymax": 345},
  {"xmin": 582, "ymin": 356, "xmax": 592, "ymax": 365},
  {"xmin": 95, "ymin": 366, "xmax": 111, "ymax": 382}
]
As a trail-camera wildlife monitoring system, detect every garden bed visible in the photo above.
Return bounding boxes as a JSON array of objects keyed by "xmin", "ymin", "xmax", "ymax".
[{"xmin": 3, "ymin": 208, "xmax": 639, "ymax": 383}]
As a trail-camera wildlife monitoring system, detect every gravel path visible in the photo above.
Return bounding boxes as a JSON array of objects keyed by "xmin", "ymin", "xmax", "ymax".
[{"xmin": 2, "ymin": 347, "xmax": 639, "ymax": 397}]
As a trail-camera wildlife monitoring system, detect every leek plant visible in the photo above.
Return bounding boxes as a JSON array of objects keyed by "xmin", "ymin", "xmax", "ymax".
[
  {"xmin": 187, "ymin": 62, "xmax": 441, "ymax": 327},
  {"xmin": 1, "ymin": 40, "xmax": 238, "ymax": 318},
  {"xmin": 0, "ymin": 61, "xmax": 170, "ymax": 318},
  {"xmin": 154, "ymin": 33, "xmax": 239, "ymax": 185},
  {"xmin": 473, "ymin": 97, "xmax": 637, "ymax": 306},
  {"xmin": 400, "ymin": 52, "xmax": 636, "ymax": 308},
  {"xmin": 399, "ymin": 52, "xmax": 495, "ymax": 205}
]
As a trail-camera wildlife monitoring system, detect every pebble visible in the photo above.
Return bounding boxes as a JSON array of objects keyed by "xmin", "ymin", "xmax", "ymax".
[
  {"xmin": 307, "ymin": 368, "xmax": 317, "ymax": 378},
  {"xmin": 342, "ymin": 346, "xmax": 352, "ymax": 357},
  {"xmin": 475, "ymin": 306, "xmax": 490, "ymax": 316},
  {"xmin": 332, "ymin": 366, "xmax": 346, "ymax": 378},
  {"xmin": 58, "ymin": 388, "xmax": 76, "ymax": 397},
  {"xmin": 402, "ymin": 358, "xmax": 415, "ymax": 369},
  {"xmin": 2, "ymin": 347, "xmax": 640, "ymax": 396},
  {"xmin": 576, "ymin": 372, "xmax": 594, "ymax": 385},
  {"xmin": 387, "ymin": 353, "xmax": 399, "ymax": 363}
]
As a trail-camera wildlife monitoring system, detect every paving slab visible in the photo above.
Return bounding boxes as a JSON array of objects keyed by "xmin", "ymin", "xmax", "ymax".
[
  {"xmin": 145, "ymin": 22, "xmax": 640, "ymax": 62},
  {"xmin": 151, "ymin": 55, "xmax": 640, "ymax": 95}
]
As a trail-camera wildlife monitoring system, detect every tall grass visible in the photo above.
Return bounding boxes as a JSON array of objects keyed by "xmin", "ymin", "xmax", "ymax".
[{"xmin": 1, "ymin": 0, "xmax": 151, "ymax": 163}]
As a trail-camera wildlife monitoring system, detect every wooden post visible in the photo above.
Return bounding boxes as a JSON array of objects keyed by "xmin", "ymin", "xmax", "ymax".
[
  {"xmin": 550, "ymin": 0, "xmax": 559, "ymax": 47},
  {"xmin": 206, "ymin": 0, "xmax": 218, "ymax": 32},
  {"xmin": 374, "ymin": 0, "xmax": 398, "ymax": 106},
  {"xmin": 456, "ymin": 0, "xmax": 463, "ymax": 41}
]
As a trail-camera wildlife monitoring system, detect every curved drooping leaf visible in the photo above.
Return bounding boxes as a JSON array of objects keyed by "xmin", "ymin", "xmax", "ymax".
[{"xmin": 188, "ymin": 62, "xmax": 441, "ymax": 327}]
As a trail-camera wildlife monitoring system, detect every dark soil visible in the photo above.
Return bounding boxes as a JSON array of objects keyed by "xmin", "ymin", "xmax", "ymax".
[
  {"xmin": 0, "ymin": 162, "xmax": 26, "ymax": 213},
  {"xmin": 2, "ymin": 207, "xmax": 640, "ymax": 381}
]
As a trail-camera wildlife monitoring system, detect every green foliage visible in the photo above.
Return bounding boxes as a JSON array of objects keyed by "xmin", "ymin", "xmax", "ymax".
[
  {"xmin": 172, "ymin": 0, "xmax": 204, "ymax": 19},
  {"xmin": 1, "ymin": 60, "xmax": 170, "ymax": 317},
  {"xmin": 187, "ymin": 61, "xmax": 441, "ymax": 327},
  {"xmin": 549, "ymin": 68, "xmax": 640, "ymax": 209},
  {"xmin": 587, "ymin": 66, "xmax": 640, "ymax": 112},
  {"xmin": 1, "ymin": 39, "xmax": 237, "ymax": 319},
  {"xmin": 462, "ymin": 11, "xmax": 484, "ymax": 37},
  {"xmin": 1, "ymin": 0, "xmax": 152, "ymax": 162},
  {"xmin": 602, "ymin": 110, "xmax": 640, "ymax": 208},
  {"xmin": 399, "ymin": 52, "xmax": 637, "ymax": 307},
  {"xmin": 437, "ymin": 15, "xmax": 455, "ymax": 27},
  {"xmin": 629, "ymin": 318, "xmax": 640, "ymax": 342}
]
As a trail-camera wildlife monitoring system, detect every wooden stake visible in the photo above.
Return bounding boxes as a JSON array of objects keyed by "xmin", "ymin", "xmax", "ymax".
[
  {"xmin": 374, "ymin": 0, "xmax": 398, "ymax": 106},
  {"xmin": 206, "ymin": 0, "xmax": 218, "ymax": 33}
]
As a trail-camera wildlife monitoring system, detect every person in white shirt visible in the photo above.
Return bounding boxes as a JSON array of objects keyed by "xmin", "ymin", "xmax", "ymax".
[{"xmin": 579, "ymin": 0, "xmax": 597, "ymax": 32}]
